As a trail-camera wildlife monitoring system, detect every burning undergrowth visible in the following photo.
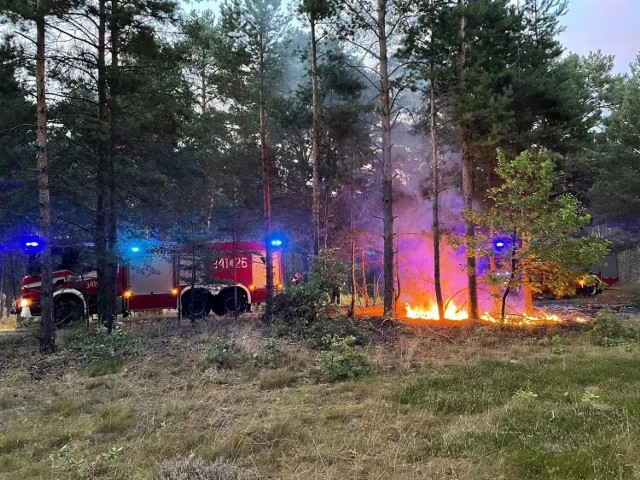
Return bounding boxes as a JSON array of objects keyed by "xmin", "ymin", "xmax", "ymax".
[{"xmin": 390, "ymin": 174, "xmax": 586, "ymax": 328}]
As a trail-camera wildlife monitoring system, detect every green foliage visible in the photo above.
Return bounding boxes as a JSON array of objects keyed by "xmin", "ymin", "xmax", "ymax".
[
  {"xmin": 69, "ymin": 324, "xmax": 137, "ymax": 360},
  {"xmin": 268, "ymin": 284, "xmax": 369, "ymax": 349},
  {"xmin": 255, "ymin": 339, "xmax": 286, "ymax": 369},
  {"xmin": 512, "ymin": 389, "xmax": 538, "ymax": 400},
  {"xmin": 318, "ymin": 335, "xmax": 373, "ymax": 382},
  {"xmin": 589, "ymin": 310, "xmax": 640, "ymax": 347},
  {"xmin": 308, "ymin": 249, "xmax": 349, "ymax": 301},
  {"xmin": 472, "ymin": 149, "xmax": 609, "ymax": 313},
  {"xmin": 203, "ymin": 341, "xmax": 249, "ymax": 369},
  {"xmin": 49, "ymin": 445, "xmax": 123, "ymax": 480},
  {"xmin": 158, "ymin": 457, "xmax": 260, "ymax": 480},
  {"xmin": 84, "ymin": 357, "xmax": 127, "ymax": 377},
  {"xmin": 586, "ymin": 55, "xmax": 640, "ymax": 235}
]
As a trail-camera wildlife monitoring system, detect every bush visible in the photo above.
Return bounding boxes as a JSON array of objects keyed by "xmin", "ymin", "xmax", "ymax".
[
  {"xmin": 203, "ymin": 341, "xmax": 248, "ymax": 369},
  {"xmin": 267, "ymin": 284, "xmax": 369, "ymax": 350},
  {"xmin": 50, "ymin": 445, "xmax": 123, "ymax": 479},
  {"xmin": 253, "ymin": 339, "xmax": 286, "ymax": 369},
  {"xmin": 589, "ymin": 310, "xmax": 640, "ymax": 347},
  {"xmin": 319, "ymin": 335, "xmax": 373, "ymax": 382},
  {"xmin": 158, "ymin": 457, "xmax": 260, "ymax": 480},
  {"xmin": 70, "ymin": 323, "xmax": 137, "ymax": 359}
]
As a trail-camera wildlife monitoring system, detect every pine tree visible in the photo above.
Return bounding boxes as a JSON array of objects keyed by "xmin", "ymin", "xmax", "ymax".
[{"xmin": 222, "ymin": 0, "xmax": 290, "ymax": 318}]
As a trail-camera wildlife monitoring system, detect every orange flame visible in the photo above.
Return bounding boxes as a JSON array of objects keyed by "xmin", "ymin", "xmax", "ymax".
[
  {"xmin": 406, "ymin": 302, "xmax": 586, "ymax": 327},
  {"xmin": 405, "ymin": 302, "xmax": 468, "ymax": 321}
]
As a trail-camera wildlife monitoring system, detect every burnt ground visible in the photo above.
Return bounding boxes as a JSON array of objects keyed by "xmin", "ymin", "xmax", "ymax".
[{"xmin": 535, "ymin": 281, "xmax": 640, "ymax": 323}]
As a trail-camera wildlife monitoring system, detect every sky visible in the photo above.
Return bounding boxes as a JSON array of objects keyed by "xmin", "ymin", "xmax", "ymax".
[
  {"xmin": 559, "ymin": 0, "xmax": 640, "ymax": 73},
  {"xmin": 187, "ymin": 0, "xmax": 639, "ymax": 73}
]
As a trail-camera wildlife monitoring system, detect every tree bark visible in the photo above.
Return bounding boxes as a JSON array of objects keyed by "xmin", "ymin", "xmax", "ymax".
[
  {"xmin": 310, "ymin": 17, "xmax": 321, "ymax": 255},
  {"xmin": 105, "ymin": 0, "xmax": 120, "ymax": 332},
  {"xmin": 36, "ymin": 0, "xmax": 56, "ymax": 354},
  {"xmin": 458, "ymin": 0, "xmax": 479, "ymax": 320},
  {"xmin": 259, "ymin": 46, "xmax": 274, "ymax": 319},
  {"xmin": 95, "ymin": 0, "xmax": 111, "ymax": 328},
  {"xmin": 430, "ymin": 80, "xmax": 444, "ymax": 320},
  {"xmin": 378, "ymin": 0, "xmax": 395, "ymax": 317},
  {"xmin": 349, "ymin": 157, "xmax": 356, "ymax": 317}
]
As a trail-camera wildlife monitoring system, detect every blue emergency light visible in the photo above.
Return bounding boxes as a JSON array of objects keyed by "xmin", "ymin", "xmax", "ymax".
[
  {"xmin": 21, "ymin": 235, "xmax": 45, "ymax": 253},
  {"xmin": 493, "ymin": 237, "xmax": 510, "ymax": 252}
]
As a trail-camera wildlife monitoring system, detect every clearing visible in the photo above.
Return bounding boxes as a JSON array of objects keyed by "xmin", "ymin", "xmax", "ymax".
[{"xmin": 1, "ymin": 285, "xmax": 639, "ymax": 479}]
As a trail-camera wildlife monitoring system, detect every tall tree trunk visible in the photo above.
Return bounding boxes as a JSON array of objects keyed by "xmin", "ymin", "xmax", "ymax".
[
  {"xmin": 105, "ymin": 0, "xmax": 120, "ymax": 332},
  {"xmin": 259, "ymin": 49, "xmax": 274, "ymax": 319},
  {"xmin": 95, "ymin": 0, "xmax": 111, "ymax": 328},
  {"xmin": 349, "ymin": 156, "xmax": 356, "ymax": 317},
  {"xmin": 458, "ymin": 0, "xmax": 479, "ymax": 320},
  {"xmin": 462, "ymin": 135, "xmax": 479, "ymax": 320},
  {"xmin": 310, "ymin": 17, "xmax": 321, "ymax": 255},
  {"xmin": 487, "ymin": 157, "xmax": 500, "ymax": 314},
  {"xmin": 430, "ymin": 80, "xmax": 444, "ymax": 320},
  {"xmin": 378, "ymin": 0, "xmax": 394, "ymax": 316},
  {"xmin": 36, "ymin": 0, "xmax": 55, "ymax": 354}
]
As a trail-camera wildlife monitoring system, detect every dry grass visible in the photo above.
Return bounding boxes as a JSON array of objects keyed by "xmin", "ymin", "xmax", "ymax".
[{"xmin": 1, "ymin": 313, "xmax": 639, "ymax": 479}]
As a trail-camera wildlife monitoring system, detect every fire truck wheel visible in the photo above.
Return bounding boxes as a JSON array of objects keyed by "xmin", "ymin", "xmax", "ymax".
[
  {"xmin": 220, "ymin": 291, "xmax": 247, "ymax": 316},
  {"xmin": 182, "ymin": 291, "xmax": 209, "ymax": 318},
  {"xmin": 54, "ymin": 297, "xmax": 84, "ymax": 327}
]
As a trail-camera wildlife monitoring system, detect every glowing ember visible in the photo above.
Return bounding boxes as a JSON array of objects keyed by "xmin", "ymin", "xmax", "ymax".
[
  {"xmin": 480, "ymin": 312, "xmax": 563, "ymax": 327},
  {"xmin": 405, "ymin": 302, "xmax": 468, "ymax": 321},
  {"xmin": 405, "ymin": 301, "xmax": 582, "ymax": 327}
]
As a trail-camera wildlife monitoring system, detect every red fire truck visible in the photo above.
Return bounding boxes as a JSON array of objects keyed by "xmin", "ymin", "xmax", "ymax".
[{"xmin": 15, "ymin": 241, "xmax": 283, "ymax": 325}]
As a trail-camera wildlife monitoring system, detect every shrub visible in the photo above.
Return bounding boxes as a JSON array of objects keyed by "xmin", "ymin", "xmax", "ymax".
[
  {"xmin": 253, "ymin": 339, "xmax": 286, "ymax": 369},
  {"xmin": 50, "ymin": 445, "xmax": 123, "ymax": 479},
  {"xmin": 267, "ymin": 284, "xmax": 369, "ymax": 350},
  {"xmin": 203, "ymin": 341, "xmax": 248, "ymax": 369},
  {"xmin": 319, "ymin": 335, "xmax": 373, "ymax": 382},
  {"xmin": 70, "ymin": 323, "xmax": 137, "ymax": 359},
  {"xmin": 589, "ymin": 310, "xmax": 640, "ymax": 347},
  {"xmin": 157, "ymin": 457, "xmax": 260, "ymax": 480}
]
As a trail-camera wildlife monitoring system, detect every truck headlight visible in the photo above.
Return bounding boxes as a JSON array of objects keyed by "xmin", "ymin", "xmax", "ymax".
[{"xmin": 20, "ymin": 298, "xmax": 31, "ymax": 308}]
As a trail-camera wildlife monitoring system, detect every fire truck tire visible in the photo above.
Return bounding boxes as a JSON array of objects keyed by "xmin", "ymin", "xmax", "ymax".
[
  {"xmin": 54, "ymin": 297, "xmax": 84, "ymax": 327},
  {"xmin": 214, "ymin": 289, "xmax": 248, "ymax": 316},
  {"xmin": 181, "ymin": 290, "xmax": 209, "ymax": 318}
]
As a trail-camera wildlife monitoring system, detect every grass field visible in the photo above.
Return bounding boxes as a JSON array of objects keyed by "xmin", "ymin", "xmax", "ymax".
[{"xmin": 1, "ymin": 310, "xmax": 639, "ymax": 479}]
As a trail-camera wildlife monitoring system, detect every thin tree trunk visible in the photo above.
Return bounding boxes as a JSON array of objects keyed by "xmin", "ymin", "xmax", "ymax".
[
  {"xmin": 361, "ymin": 251, "xmax": 369, "ymax": 307},
  {"xmin": 430, "ymin": 80, "xmax": 444, "ymax": 321},
  {"xmin": 259, "ymin": 48, "xmax": 274, "ymax": 319},
  {"xmin": 487, "ymin": 157, "xmax": 500, "ymax": 314},
  {"xmin": 349, "ymin": 157, "xmax": 356, "ymax": 317},
  {"xmin": 458, "ymin": 0, "xmax": 479, "ymax": 320},
  {"xmin": 378, "ymin": 0, "xmax": 394, "ymax": 316},
  {"xmin": 36, "ymin": 0, "xmax": 55, "ymax": 354},
  {"xmin": 105, "ymin": 0, "xmax": 120, "ymax": 332},
  {"xmin": 523, "ymin": 284, "xmax": 533, "ymax": 316},
  {"xmin": 310, "ymin": 17, "xmax": 321, "ymax": 255},
  {"xmin": 95, "ymin": 0, "xmax": 110, "ymax": 328},
  {"xmin": 0, "ymin": 252, "xmax": 5, "ymax": 318},
  {"xmin": 323, "ymin": 189, "xmax": 329, "ymax": 249}
]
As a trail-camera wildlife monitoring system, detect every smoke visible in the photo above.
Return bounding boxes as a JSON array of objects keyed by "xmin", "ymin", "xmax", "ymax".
[{"xmin": 391, "ymin": 130, "xmax": 525, "ymax": 317}]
